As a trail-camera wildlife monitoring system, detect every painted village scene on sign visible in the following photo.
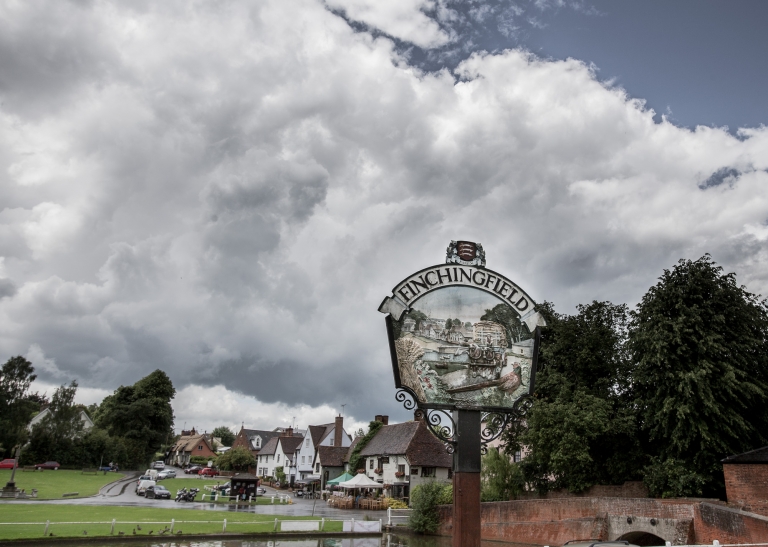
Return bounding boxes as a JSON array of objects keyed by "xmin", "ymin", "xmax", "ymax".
[{"xmin": 380, "ymin": 241, "xmax": 546, "ymax": 410}]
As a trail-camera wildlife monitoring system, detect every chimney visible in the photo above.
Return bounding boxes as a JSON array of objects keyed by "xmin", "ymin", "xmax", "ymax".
[
  {"xmin": 414, "ymin": 410, "xmax": 423, "ymax": 422},
  {"xmin": 334, "ymin": 415, "xmax": 343, "ymax": 447},
  {"xmin": 283, "ymin": 427, "xmax": 293, "ymax": 437},
  {"xmin": 374, "ymin": 415, "xmax": 389, "ymax": 426}
]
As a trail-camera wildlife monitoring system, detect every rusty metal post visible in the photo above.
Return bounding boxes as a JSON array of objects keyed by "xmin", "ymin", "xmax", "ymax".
[{"xmin": 452, "ymin": 409, "xmax": 481, "ymax": 547}]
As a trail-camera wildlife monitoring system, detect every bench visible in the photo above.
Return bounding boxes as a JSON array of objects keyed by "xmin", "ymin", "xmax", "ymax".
[{"xmin": 62, "ymin": 492, "xmax": 79, "ymax": 497}]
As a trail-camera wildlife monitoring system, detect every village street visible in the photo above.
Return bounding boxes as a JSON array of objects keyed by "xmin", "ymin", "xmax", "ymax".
[{"xmin": 6, "ymin": 468, "xmax": 388, "ymax": 521}]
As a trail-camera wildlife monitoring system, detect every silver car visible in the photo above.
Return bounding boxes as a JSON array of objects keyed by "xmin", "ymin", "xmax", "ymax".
[{"xmin": 157, "ymin": 469, "xmax": 176, "ymax": 480}]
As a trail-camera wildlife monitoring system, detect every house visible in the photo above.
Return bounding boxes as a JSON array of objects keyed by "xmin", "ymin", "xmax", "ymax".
[
  {"xmin": 294, "ymin": 415, "xmax": 353, "ymax": 481},
  {"xmin": 314, "ymin": 435, "xmax": 361, "ymax": 490},
  {"xmin": 28, "ymin": 408, "xmax": 94, "ymax": 434},
  {"xmin": 168, "ymin": 433, "xmax": 217, "ymax": 467},
  {"xmin": 255, "ymin": 428, "xmax": 304, "ymax": 483},
  {"xmin": 231, "ymin": 426, "xmax": 281, "ymax": 457},
  {"xmin": 355, "ymin": 414, "xmax": 452, "ymax": 500}
]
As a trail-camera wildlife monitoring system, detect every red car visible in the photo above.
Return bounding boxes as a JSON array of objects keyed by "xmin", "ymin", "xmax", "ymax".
[
  {"xmin": 34, "ymin": 461, "xmax": 60, "ymax": 470},
  {"xmin": 198, "ymin": 467, "xmax": 217, "ymax": 477},
  {"xmin": 0, "ymin": 459, "xmax": 17, "ymax": 469}
]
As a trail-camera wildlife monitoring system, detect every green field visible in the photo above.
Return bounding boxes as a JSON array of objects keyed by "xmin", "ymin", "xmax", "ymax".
[
  {"xmin": 0, "ymin": 504, "xmax": 342, "ymax": 540},
  {"xmin": 0, "ymin": 469, "xmax": 124, "ymax": 499}
]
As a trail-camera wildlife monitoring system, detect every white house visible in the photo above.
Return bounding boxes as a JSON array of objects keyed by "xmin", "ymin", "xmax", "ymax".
[
  {"xmin": 256, "ymin": 428, "xmax": 304, "ymax": 482},
  {"xmin": 294, "ymin": 416, "xmax": 353, "ymax": 481},
  {"xmin": 27, "ymin": 408, "xmax": 94, "ymax": 434}
]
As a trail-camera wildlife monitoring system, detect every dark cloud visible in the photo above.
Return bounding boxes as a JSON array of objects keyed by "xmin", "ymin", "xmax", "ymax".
[{"xmin": 0, "ymin": 0, "xmax": 767, "ymax": 432}]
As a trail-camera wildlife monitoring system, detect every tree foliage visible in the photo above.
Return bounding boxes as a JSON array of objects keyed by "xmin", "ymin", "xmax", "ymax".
[
  {"xmin": 481, "ymin": 447, "xmax": 524, "ymax": 501},
  {"xmin": 507, "ymin": 301, "xmax": 642, "ymax": 493},
  {"xmin": 630, "ymin": 255, "xmax": 768, "ymax": 497},
  {"xmin": 409, "ymin": 480, "xmax": 451, "ymax": 534},
  {"xmin": 212, "ymin": 426, "xmax": 235, "ymax": 447},
  {"xmin": 0, "ymin": 356, "xmax": 40, "ymax": 455},
  {"xmin": 96, "ymin": 369, "xmax": 176, "ymax": 468},
  {"xmin": 217, "ymin": 446, "xmax": 255, "ymax": 471}
]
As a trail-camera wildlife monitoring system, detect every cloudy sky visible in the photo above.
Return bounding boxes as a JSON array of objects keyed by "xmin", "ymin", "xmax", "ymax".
[{"xmin": 1, "ymin": 0, "xmax": 767, "ymax": 436}]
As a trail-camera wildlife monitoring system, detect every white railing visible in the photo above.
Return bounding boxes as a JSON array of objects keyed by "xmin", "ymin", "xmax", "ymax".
[{"xmin": 387, "ymin": 507, "xmax": 412, "ymax": 526}]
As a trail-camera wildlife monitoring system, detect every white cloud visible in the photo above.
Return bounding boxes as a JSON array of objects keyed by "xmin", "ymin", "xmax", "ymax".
[
  {"xmin": 324, "ymin": 0, "xmax": 453, "ymax": 48},
  {"xmin": 0, "ymin": 0, "xmax": 766, "ymax": 430}
]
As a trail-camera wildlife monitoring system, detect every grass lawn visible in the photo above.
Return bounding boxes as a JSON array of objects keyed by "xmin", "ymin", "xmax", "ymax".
[
  {"xmin": 0, "ymin": 504, "xmax": 343, "ymax": 540},
  {"xmin": 0, "ymin": 469, "xmax": 123, "ymax": 499}
]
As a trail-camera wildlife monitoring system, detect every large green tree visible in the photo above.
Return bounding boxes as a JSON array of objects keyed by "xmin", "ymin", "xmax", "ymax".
[
  {"xmin": 630, "ymin": 255, "xmax": 768, "ymax": 497},
  {"xmin": 0, "ymin": 356, "xmax": 39, "ymax": 456},
  {"xmin": 96, "ymin": 370, "xmax": 175, "ymax": 468},
  {"xmin": 506, "ymin": 301, "xmax": 643, "ymax": 493}
]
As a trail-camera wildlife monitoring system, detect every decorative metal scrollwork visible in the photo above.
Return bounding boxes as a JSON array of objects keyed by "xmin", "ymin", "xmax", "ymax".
[
  {"xmin": 415, "ymin": 408, "xmax": 457, "ymax": 454},
  {"xmin": 479, "ymin": 395, "xmax": 533, "ymax": 454},
  {"xmin": 395, "ymin": 388, "xmax": 417, "ymax": 411},
  {"xmin": 395, "ymin": 390, "xmax": 533, "ymax": 456}
]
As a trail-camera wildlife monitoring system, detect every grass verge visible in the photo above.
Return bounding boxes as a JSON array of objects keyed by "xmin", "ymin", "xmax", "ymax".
[
  {"xmin": 0, "ymin": 470, "xmax": 123, "ymax": 499},
  {"xmin": 0, "ymin": 504, "xmax": 342, "ymax": 540}
]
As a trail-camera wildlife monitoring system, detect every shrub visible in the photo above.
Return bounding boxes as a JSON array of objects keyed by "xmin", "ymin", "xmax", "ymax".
[{"xmin": 410, "ymin": 480, "xmax": 450, "ymax": 534}]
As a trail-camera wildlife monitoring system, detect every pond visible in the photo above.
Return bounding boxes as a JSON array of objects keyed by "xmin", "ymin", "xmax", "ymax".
[{"xmin": 34, "ymin": 532, "xmax": 535, "ymax": 546}]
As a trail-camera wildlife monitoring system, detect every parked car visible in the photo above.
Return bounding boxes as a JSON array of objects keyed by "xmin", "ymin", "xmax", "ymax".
[
  {"xmin": 157, "ymin": 470, "xmax": 176, "ymax": 480},
  {"xmin": 136, "ymin": 479, "xmax": 156, "ymax": 496},
  {"xmin": 137, "ymin": 474, "xmax": 152, "ymax": 486},
  {"xmin": 152, "ymin": 460, "xmax": 165, "ymax": 470},
  {"xmin": 35, "ymin": 461, "xmax": 60, "ymax": 470},
  {"xmin": 257, "ymin": 486, "xmax": 266, "ymax": 495},
  {"xmin": 198, "ymin": 467, "xmax": 217, "ymax": 477},
  {"xmin": 185, "ymin": 465, "xmax": 202, "ymax": 474},
  {"xmin": 0, "ymin": 459, "xmax": 17, "ymax": 469},
  {"xmin": 145, "ymin": 485, "xmax": 171, "ymax": 499}
]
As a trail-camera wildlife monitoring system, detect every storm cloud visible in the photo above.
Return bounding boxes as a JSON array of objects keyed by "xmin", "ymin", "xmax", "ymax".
[{"xmin": 1, "ymin": 0, "xmax": 767, "ymax": 432}]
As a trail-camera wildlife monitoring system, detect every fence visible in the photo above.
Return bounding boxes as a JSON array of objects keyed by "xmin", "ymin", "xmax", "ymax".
[
  {"xmin": 0, "ymin": 517, "xmax": 382, "ymax": 536},
  {"xmin": 386, "ymin": 508, "xmax": 412, "ymax": 526}
]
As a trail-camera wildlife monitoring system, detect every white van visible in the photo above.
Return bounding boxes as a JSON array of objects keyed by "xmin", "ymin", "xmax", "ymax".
[
  {"xmin": 144, "ymin": 469, "xmax": 159, "ymax": 480},
  {"xmin": 136, "ymin": 479, "xmax": 156, "ymax": 496}
]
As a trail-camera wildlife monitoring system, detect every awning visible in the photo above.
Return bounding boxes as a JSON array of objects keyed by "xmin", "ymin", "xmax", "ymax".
[
  {"xmin": 339, "ymin": 473, "xmax": 383, "ymax": 489},
  {"xmin": 326, "ymin": 472, "xmax": 354, "ymax": 485}
]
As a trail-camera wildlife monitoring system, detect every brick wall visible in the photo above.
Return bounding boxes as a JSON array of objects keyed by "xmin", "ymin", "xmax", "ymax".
[
  {"xmin": 518, "ymin": 481, "xmax": 649, "ymax": 500},
  {"xmin": 436, "ymin": 497, "xmax": 768, "ymax": 545},
  {"xmin": 724, "ymin": 464, "xmax": 768, "ymax": 515}
]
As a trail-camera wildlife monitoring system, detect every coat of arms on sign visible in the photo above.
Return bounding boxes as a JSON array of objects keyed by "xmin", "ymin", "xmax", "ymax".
[{"xmin": 446, "ymin": 240, "xmax": 486, "ymax": 267}]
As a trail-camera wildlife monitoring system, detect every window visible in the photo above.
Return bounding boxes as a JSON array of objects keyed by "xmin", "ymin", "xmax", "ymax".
[
  {"xmin": 316, "ymin": 463, "xmax": 320, "ymax": 473},
  {"xmin": 369, "ymin": 459, "xmax": 374, "ymax": 469},
  {"xmin": 448, "ymin": 468, "xmax": 453, "ymax": 479},
  {"xmin": 330, "ymin": 439, "xmax": 334, "ymax": 446},
  {"xmin": 421, "ymin": 467, "xmax": 436, "ymax": 477},
  {"xmin": 277, "ymin": 454, "xmax": 280, "ymax": 462},
  {"xmin": 398, "ymin": 464, "xmax": 405, "ymax": 474},
  {"xmin": 411, "ymin": 467, "xmax": 419, "ymax": 476},
  {"xmin": 305, "ymin": 439, "xmax": 309, "ymax": 447},
  {"xmin": 514, "ymin": 450, "xmax": 522, "ymax": 463},
  {"xmin": 302, "ymin": 456, "xmax": 305, "ymax": 464},
  {"xmin": 255, "ymin": 437, "xmax": 261, "ymax": 448},
  {"xmin": 380, "ymin": 456, "xmax": 390, "ymax": 464},
  {"xmin": 198, "ymin": 445, "xmax": 203, "ymax": 450}
]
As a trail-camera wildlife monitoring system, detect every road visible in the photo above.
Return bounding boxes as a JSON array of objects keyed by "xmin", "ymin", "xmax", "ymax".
[{"xmin": 10, "ymin": 466, "xmax": 390, "ymax": 521}]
